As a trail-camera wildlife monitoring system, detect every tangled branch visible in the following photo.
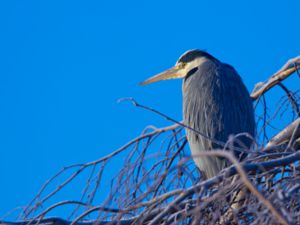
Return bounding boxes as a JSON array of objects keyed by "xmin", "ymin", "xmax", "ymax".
[{"xmin": 1, "ymin": 55, "xmax": 300, "ymax": 225}]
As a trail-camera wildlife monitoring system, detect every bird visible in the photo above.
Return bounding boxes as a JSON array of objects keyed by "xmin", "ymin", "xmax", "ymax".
[{"xmin": 141, "ymin": 49, "xmax": 255, "ymax": 179}]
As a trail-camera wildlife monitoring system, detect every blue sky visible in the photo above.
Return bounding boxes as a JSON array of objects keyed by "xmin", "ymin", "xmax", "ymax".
[{"xmin": 0, "ymin": 0, "xmax": 299, "ymax": 219}]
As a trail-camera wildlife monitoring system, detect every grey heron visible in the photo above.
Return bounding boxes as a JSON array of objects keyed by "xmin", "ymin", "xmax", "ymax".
[{"xmin": 141, "ymin": 49, "xmax": 255, "ymax": 179}]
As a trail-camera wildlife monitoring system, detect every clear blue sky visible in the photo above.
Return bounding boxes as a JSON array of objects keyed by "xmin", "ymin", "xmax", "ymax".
[{"xmin": 0, "ymin": 0, "xmax": 299, "ymax": 219}]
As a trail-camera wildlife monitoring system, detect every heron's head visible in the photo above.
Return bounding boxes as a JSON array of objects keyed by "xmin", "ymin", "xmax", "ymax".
[{"xmin": 140, "ymin": 49, "xmax": 217, "ymax": 85}]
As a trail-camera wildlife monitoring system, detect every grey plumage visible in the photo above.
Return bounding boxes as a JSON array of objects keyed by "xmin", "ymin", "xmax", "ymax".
[{"xmin": 182, "ymin": 51, "xmax": 255, "ymax": 179}]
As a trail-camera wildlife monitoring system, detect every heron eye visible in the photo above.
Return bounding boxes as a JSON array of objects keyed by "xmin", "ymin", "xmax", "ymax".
[{"xmin": 179, "ymin": 63, "xmax": 186, "ymax": 69}]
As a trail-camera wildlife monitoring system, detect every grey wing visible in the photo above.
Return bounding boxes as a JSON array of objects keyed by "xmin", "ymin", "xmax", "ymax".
[
  {"xmin": 215, "ymin": 63, "xmax": 255, "ymax": 152},
  {"xmin": 183, "ymin": 62, "xmax": 255, "ymax": 178}
]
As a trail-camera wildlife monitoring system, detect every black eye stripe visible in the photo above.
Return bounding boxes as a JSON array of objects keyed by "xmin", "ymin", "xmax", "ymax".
[
  {"xmin": 184, "ymin": 67, "xmax": 198, "ymax": 81},
  {"xmin": 178, "ymin": 50, "xmax": 216, "ymax": 63}
]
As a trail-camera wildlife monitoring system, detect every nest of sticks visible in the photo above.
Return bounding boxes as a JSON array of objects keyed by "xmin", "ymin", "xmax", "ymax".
[{"xmin": 1, "ymin": 56, "xmax": 300, "ymax": 225}]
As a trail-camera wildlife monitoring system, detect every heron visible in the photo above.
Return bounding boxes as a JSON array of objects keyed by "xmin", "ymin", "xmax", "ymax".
[{"xmin": 141, "ymin": 49, "xmax": 255, "ymax": 179}]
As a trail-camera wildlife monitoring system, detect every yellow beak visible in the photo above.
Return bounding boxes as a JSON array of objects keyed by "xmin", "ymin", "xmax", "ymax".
[{"xmin": 140, "ymin": 65, "xmax": 185, "ymax": 85}]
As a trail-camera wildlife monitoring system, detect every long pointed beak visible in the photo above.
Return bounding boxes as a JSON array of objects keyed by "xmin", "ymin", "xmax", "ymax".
[{"xmin": 140, "ymin": 66, "xmax": 185, "ymax": 85}]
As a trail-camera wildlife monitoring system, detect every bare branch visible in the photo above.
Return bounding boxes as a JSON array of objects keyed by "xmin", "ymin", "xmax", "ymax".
[
  {"xmin": 266, "ymin": 118, "xmax": 300, "ymax": 148},
  {"xmin": 251, "ymin": 55, "xmax": 300, "ymax": 99}
]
